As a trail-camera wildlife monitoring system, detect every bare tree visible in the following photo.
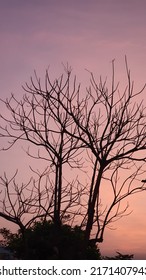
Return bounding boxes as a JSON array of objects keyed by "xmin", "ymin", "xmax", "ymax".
[
  {"xmin": 0, "ymin": 58, "xmax": 146, "ymax": 246},
  {"xmin": 53, "ymin": 58, "xmax": 146, "ymax": 244},
  {"xmin": 0, "ymin": 70, "xmax": 85, "ymax": 229}
]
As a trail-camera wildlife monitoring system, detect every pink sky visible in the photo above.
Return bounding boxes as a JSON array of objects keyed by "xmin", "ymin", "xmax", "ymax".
[{"xmin": 0, "ymin": 0, "xmax": 146, "ymax": 259}]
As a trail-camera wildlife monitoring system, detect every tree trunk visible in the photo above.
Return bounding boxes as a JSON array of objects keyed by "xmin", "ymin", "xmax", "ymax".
[
  {"xmin": 85, "ymin": 166, "xmax": 104, "ymax": 243},
  {"xmin": 54, "ymin": 162, "xmax": 62, "ymax": 227}
]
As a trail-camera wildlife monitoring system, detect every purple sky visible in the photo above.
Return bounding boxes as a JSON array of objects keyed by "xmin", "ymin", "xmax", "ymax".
[{"xmin": 0, "ymin": 0, "xmax": 146, "ymax": 259}]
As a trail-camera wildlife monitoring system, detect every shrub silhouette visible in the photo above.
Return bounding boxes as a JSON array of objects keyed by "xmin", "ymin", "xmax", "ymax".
[{"xmin": 1, "ymin": 221, "xmax": 101, "ymax": 260}]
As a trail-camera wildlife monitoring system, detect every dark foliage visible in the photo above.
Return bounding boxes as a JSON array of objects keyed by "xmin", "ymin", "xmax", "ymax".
[
  {"xmin": 104, "ymin": 251, "xmax": 134, "ymax": 260},
  {"xmin": 0, "ymin": 221, "xmax": 101, "ymax": 260}
]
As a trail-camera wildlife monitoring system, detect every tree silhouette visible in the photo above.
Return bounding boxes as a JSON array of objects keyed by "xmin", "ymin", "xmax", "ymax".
[
  {"xmin": 104, "ymin": 251, "xmax": 134, "ymax": 260},
  {"xmin": 0, "ymin": 69, "xmax": 86, "ymax": 230},
  {"xmin": 0, "ymin": 58, "xmax": 146, "ymax": 252},
  {"xmin": 0, "ymin": 221, "xmax": 101, "ymax": 259}
]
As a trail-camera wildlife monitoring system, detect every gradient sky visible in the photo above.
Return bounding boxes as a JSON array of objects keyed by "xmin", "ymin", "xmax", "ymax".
[{"xmin": 0, "ymin": 0, "xmax": 146, "ymax": 259}]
